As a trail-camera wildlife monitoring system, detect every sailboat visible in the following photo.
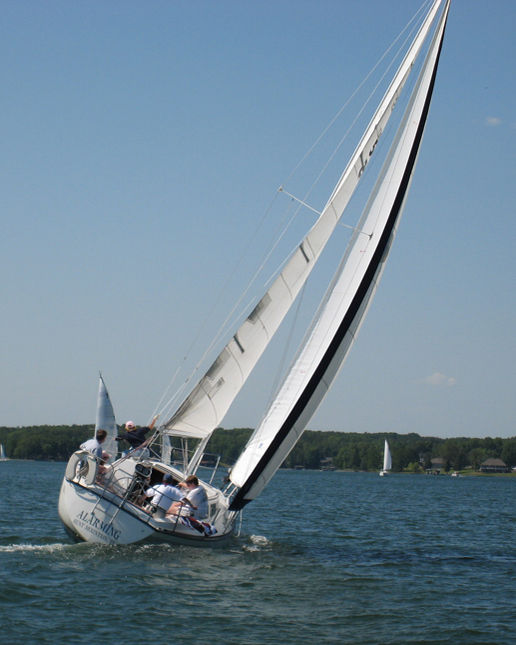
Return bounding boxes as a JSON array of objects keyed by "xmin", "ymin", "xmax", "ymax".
[
  {"xmin": 0, "ymin": 444, "xmax": 8, "ymax": 461},
  {"xmin": 379, "ymin": 440, "xmax": 392, "ymax": 476},
  {"xmin": 58, "ymin": 0, "xmax": 450, "ymax": 545}
]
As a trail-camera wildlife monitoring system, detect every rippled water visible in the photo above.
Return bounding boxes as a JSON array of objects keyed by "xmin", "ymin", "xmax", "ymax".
[{"xmin": 1, "ymin": 461, "xmax": 515, "ymax": 644}]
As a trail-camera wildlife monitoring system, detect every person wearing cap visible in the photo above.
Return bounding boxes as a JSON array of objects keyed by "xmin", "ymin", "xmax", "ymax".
[
  {"xmin": 144, "ymin": 473, "xmax": 182, "ymax": 518},
  {"xmin": 116, "ymin": 416, "xmax": 158, "ymax": 454}
]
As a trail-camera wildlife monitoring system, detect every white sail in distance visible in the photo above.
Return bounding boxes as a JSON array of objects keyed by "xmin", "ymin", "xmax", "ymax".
[
  {"xmin": 95, "ymin": 373, "xmax": 118, "ymax": 462},
  {"xmin": 229, "ymin": 0, "xmax": 450, "ymax": 510},
  {"xmin": 163, "ymin": 0, "xmax": 444, "ymax": 441},
  {"xmin": 383, "ymin": 440, "xmax": 392, "ymax": 472}
]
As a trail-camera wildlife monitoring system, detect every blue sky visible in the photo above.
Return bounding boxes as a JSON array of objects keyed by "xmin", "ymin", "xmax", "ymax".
[{"xmin": 1, "ymin": 0, "xmax": 515, "ymax": 439}]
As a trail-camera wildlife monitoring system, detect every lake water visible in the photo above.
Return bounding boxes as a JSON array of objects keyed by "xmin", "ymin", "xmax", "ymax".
[{"xmin": 1, "ymin": 461, "xmax": 515, "ymax": 644}]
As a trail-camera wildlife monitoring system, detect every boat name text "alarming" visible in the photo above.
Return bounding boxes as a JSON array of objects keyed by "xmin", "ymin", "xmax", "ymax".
[{"xmin": 74, "ymin": 510, "xmax": 121, "ymax": 542}]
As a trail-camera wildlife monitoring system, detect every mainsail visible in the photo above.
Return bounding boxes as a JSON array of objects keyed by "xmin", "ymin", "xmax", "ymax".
[
  {"xmin": 95, "ymin": 373, "xmax": 118, "ymax": 462},
  {"xmin": 162, "ymin": 0, "xmax": 445, "ymax": 442},
  {"xmin": 229, "ymin": 0, "xmax": 450, "ymax": 510}
]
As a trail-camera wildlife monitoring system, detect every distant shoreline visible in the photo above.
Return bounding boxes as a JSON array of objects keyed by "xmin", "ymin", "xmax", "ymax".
[{"xmin": 1, "ymin": 425, "xmax": 515, "ymax": 473}]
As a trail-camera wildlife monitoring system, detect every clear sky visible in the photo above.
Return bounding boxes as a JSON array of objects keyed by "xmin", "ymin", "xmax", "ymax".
[{"xmin": 1, "ymin": 1, "xmax": 515, "ymax": 439}]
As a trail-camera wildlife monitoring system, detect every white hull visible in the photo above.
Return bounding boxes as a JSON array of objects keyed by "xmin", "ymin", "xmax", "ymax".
[
  {"xmin": 379, "ymin": 470, "xmax": 389, "ymax": 477},
  {"xmin": 58, "ymin": 452, "xmax": 236, "ymax": 546}
]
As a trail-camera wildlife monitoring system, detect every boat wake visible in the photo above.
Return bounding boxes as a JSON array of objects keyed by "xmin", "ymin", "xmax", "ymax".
[
  {"xmin": 242, "ymin": 534, "xmax": 272, "ymax": 552},
  {"xmin": 0, "ymin": 542, "xmax": 73, "ymax": 554}
]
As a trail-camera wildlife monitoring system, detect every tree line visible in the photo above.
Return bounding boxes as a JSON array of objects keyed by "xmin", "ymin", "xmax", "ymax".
[
  {"xmin": 209, "ymin": 428, "xmax": 516, "ymax": 472},
  {"xmin": 1, "ymin": 425, "xmax": 515, "ymax": 472}
]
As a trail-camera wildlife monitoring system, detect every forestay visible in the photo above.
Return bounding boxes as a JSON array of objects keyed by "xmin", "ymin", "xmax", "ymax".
[
  {"xmin": 162, "ymin": 0, "xmax": 444, "ymax": 442},
  {"xmin": 229, "ymin": 0, "xmax": 451, "ymax": 510}
]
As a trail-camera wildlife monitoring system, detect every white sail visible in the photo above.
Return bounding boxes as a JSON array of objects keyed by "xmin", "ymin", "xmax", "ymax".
[
  {"xmin": 163, "ymin": 0, "xmax": 445, "ymax": 442},
  {"xmin": 383, "ymin": 440, "xmax": 392, "ymax": 472},
  {"xmin": 95, "ymin": 373, "xmax": 118, "ymax": 462},
  {"xmin": 229, "ymin": 0, "xmax": 450, "ymax": 510},
  {"xmin": 0, "ymin": 444, "xmax": 6, "ymax": 460}
]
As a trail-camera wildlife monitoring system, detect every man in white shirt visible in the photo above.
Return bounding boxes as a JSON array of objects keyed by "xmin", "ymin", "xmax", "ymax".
[
  {"xmin": 144, "ymin": 473, "xmax": 182, "ymax": 518},
  {"xmin": 167, "ymin": 475, "xmax": 208, "ymax": 520},
  {"xmin": 80, "ymin": 429, "xmax": 108, "ymax": 460},
  {"xmin": 79, "ymin": 429, "xmax": 111, "ymax": 479}
]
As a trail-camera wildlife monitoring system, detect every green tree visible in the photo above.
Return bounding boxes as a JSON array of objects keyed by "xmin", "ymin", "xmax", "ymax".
[
  {"xmin": 441, "ymin": 439, "xmax": 467, "ymax": 471},
  {"xmin": 501, "ymin": 439, "xmax": 516, "ymax": 469},
  {"xmin": 468, "ymin": 447, "xmax": 487, "ymax": 471}
]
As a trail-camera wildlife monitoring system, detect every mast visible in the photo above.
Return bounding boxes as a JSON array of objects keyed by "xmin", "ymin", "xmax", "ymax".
[
  {"xmin": 229, "ymin": 0, "xmax": 451, "ymax": 510},
  {"xmin": 162, "ymin": 0, "xmax": 445, "ymax": 443}
]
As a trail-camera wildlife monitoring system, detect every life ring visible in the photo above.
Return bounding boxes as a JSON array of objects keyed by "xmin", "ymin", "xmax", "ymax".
[
  {"xmin": 83, "ymin": 454, "xmax": 98, "ymax": 485},
  {"xmin": 65, "ymin": 450, "xmax": 98, "ymax": 485},
  {"xmin": 65, "ymin": 451, "xmax": 84, "ymax": 480}
]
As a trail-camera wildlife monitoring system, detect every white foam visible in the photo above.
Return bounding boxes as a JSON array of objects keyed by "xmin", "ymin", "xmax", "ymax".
[
  {"xmin": 0, "ymin": 543, "xmax": 70, "ymax": 553},
  {"xmin": 250, "ymin": 534, "xmax": 269, "ymax": 545},
  {"xmin": 243, "ymin": 534, "xmax": 271, "ymax": 551}
]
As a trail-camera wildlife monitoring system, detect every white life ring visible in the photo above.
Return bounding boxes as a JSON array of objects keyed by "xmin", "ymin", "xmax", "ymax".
[{"xmin": 65, "ymin": 450, "xmax": 98, "ymax": 485}]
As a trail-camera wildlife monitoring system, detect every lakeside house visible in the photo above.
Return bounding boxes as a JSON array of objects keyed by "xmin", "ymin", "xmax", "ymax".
[
  {"xmin": 320, "ymin": 457, "xmax": 335, "ymax": 471},
  {"xmin": 429, "ymin": 457, "xmax": 446, "ymax": 474},
  {"xmin": 479, "ymin": 458, "xmax": 510, "ymax": 474}
]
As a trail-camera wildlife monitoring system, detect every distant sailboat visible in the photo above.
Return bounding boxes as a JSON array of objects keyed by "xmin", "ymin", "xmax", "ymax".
[
  {"xmin": 58, "ymin": 0, "xmax": 450, "ymax": 545},
  {"xmin": 379, "ymin": 440, "xmax": 392, "ymax": 476},
  {"xmin": 0, "ymin": 443, "xmax": 8, "ymax": 461}
]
